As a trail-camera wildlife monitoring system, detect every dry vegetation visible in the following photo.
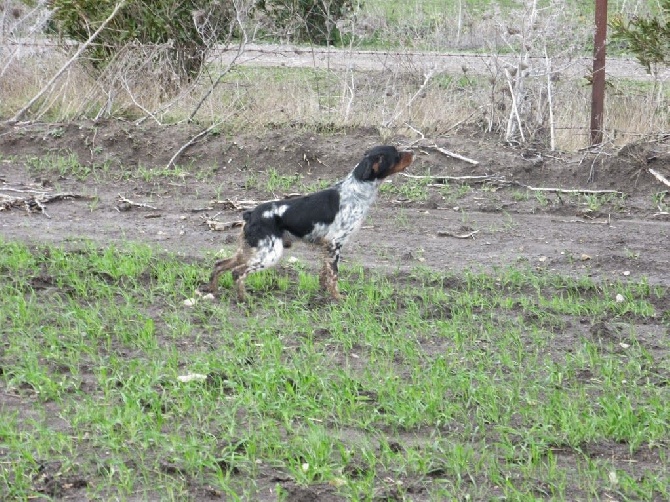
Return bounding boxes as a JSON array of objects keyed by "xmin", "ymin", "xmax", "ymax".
[{"xmin": 1, "ymin": 1, "xmax": 667, "ymax": 150}]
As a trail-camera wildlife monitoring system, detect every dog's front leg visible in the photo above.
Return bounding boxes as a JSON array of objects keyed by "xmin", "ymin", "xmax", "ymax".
[{"xmin": 320, "ymin": 244, "xmax": 342, "ymax": 300}]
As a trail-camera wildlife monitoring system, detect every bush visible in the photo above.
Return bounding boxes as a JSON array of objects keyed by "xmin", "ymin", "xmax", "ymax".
[
  {"xmin": 610, "ymin": 0, "xmax": 670, "ymax": 72},
  {"xmin": 256, "ymin": 0, "xmax": 356, "ymax": 44},
  {"xmin": 48, "ymin": 0, "xmax": 237, "ymax": 82}
]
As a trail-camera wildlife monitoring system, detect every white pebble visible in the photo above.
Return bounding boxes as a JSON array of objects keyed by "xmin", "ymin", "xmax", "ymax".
[{"xmin": 177, "ymin": 373, "xmax": 208, "ymax": 383}]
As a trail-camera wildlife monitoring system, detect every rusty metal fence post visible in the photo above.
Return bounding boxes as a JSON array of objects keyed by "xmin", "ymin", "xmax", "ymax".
[{"xmin": 590, "ymin": 0, "xmax": 608, "ymax": 145}]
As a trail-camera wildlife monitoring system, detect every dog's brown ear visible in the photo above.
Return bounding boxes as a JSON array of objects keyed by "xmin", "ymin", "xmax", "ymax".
[
  {"xmin": 353, "ymin": 157, "xmax": 376, "ymax": 181},
  {"xmin": 353, "ymin": 154, "xmax": 384, "ymax": 181}
]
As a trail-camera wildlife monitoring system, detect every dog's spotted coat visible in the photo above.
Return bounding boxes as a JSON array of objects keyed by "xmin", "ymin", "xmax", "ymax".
[{"xmin": 207, "ymin": 145, "xmax": 413, "ymax": 301}]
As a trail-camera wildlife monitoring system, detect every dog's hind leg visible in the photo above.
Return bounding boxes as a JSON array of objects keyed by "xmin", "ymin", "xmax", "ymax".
[
  {"xmin": 208, "ymin": 251, "xmax": 245, "ymax": 293},
  {"xmin": 229, "ymin": 264, "xmax": 248, "ymax": 301},
  {"xmin": 231, "ymin": 236, "xmax": 284, "ymax": 301}
]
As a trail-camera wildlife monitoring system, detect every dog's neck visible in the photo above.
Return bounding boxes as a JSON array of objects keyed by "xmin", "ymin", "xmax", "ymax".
[{"xmin": 337, "ymin": 171, "xmax": 381, "ymax": 210}]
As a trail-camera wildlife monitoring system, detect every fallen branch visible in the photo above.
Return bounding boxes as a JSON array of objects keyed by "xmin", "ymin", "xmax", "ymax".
[
  {"xmin": 212, "ymin": 194, "xmax": 302, "ymax": 211},
  {"xmin": 508, "ymin": 181, "xmax": 623, "ymax": 195},
  {"xmin": 211, "ymin": 199, "xmax": 262, "ymax": 211},
  {"xmin": 649, "ymin": 168, "xmax": 670, "ymax": 189},
  {"xmin": 437, "ymin": 229, "xmax": 479, "ymax": 239},
  {"xmin": 166, "ymin": 120, "xmax": 222, "ymax": 169},
  {"xmin": 401, "ymin": 174, "xmax": 624, "ymax": 195},
  {"xmin": 117, "ymin": 194, "xmax": 158, "ymax": 211},
  {"xmin": 432, "ymin": 145, "xmax": 479, "ymax": 165},
  {"xmin": 401, "ymin": 127, "xmax": 480, "ymax": 165},
  {"xmin": 206, "ymin": 220, "xmax": 243, "ymax": 231},
  {"xmin": 402, "ymin": 173, "xmax": 503, "ymax": 184},
  {"xmin": 551, "ymin": 218, "xmax": 611, "ymax": 225},
  {"xmin": 1, "ymin": 192, "xmax": 95, "ymax": 217},
  {"xmin": 1, "ymin": 186, "xmax": 51, "ymax": 194}
]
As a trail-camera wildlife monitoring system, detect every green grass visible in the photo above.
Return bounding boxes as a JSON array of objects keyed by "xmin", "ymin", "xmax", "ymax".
[
  {"xmin": 1, "ymin": 239, "xmax": 668, "ymax": 500},
  {"xmin": 26, "ymin": 153, "xmax": 110, "ymax": 181},
  {"xmin": 380, "ymin": 175, "xmax": 430, "ymax": 201},
  {"xmin": 265, "ymin": 168, "xmax": 302, "ymax": 193},
  {"xmin": 25, "ymin": 152, "xmax": 211, "ymax": 184},
  {"xmin": 356, "ymin": 0, "xmax": 658, "ymax": 52}
]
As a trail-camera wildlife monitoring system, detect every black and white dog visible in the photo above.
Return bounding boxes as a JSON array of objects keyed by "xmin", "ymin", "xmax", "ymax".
[{"xmin": 207, "ymin": 145, "xmax": 413, "ymax": 300}]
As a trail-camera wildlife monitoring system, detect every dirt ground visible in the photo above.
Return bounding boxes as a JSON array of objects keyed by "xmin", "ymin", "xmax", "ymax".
[
  {"xmin": 1, "ymin": 120, "xmax": 669, "ymax": 285},
  {"xmin": 1, "ymin": 120, "xmax": 669, "ymax": 500}
]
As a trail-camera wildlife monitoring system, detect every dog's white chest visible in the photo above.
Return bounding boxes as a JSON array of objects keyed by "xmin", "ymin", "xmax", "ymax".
[{"xmin": 306, "ymin": 175, "xmax": 378, "ymax": 245}]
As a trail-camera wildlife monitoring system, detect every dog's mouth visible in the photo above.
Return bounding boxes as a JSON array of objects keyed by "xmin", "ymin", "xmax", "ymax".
[{"xmin": 390, "ymin": 151, "xmax": 414, "ymax": 174}]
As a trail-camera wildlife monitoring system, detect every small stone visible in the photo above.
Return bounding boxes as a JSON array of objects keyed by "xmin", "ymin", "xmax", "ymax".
[
  {"xmin": 580, "ymin": 254, "xmax": 591, "ymax": 261},
  {"xmin": 177, "ymin": 373, "xmax": 207, "ymax": 383},
  {"xmin": 615, "ymin": 294, "xmax": 625, "ymax": 303}
]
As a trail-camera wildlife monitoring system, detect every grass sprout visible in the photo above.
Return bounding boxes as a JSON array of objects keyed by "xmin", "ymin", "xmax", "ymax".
[{"xmin": 0, "ymin": 239, "xmax": 668, "ymax": 500}]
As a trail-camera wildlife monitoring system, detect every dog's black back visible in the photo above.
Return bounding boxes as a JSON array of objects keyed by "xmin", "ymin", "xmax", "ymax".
[{"xmin": 243, "ymin": 189, "xmax": 340, "ymax": 246}]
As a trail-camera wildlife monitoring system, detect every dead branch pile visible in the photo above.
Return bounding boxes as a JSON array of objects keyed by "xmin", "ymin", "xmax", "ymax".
[{"xmin": 1, "ymin": 186, "xmax": 95, "ymax": 217}]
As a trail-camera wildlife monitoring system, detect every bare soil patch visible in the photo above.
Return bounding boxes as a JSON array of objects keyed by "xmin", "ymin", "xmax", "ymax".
[
  {"xmin": 1, "ymin": 120, "xmax": 669, "ymax": 500},
  {"xmin": 1, "ymin": 120, "xmax": 669, "ymax": 283}
]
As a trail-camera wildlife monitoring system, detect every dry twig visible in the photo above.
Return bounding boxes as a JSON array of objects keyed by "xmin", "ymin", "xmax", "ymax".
[
  {"xmin": 212, "ymin": 194, "xmax": 302, "ymax": 211},
  {"xmin": 166, "ymin": 121, "xmax": 223, "ymax": 169},
  {"xmin": 211, "ymin": 199, "xmax": 262, "ymax": 211},
  {"xmin": 649, "ymin": 168, "xmax": 670, "ymax": 189},
  {"xmin": 437, "ymin": 229, "xmax": 479, "ymax": 239},
  {"xmin": 507, "ymin": 181, "xmax": 623, "ymax": 195},
  {"xmin": 432, "ymin": 145, "xmax": 479, "ymax": 165},
  {"xmin": 206, "ymin": 220, "xmax": 243, "ymax": 231},
  {"xmin": 116, "ymin": 194, "xmax": 158, "ymax": 210},
  {"xmin": 1, "ymin": 190, "xmax": 95, "ymax": 217},
  {"xmin": 401, "ymin": 173, "xmax": 624, "ymax": 195},
  {"xmin": 402, "ymin": 173, "xmax": 502, "ymax": 183}
]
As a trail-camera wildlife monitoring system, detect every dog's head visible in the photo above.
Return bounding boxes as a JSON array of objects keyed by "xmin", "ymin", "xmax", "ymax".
[{"xmin": 353, "ymin": 145, "xmax": 413, "ymax": 182}]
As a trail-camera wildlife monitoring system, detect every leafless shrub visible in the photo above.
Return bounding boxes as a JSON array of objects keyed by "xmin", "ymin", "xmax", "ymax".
[
  {"xmin": 1, "ymin": 1, "xmax": 666, "ymax": 149},
  {"xmin": 477, "ymin": 0, "xmax": 587, "ymax": 146}
]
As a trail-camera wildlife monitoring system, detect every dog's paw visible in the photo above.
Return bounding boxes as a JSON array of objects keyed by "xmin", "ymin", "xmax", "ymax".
[{"xmin": 197, "ymin": 281, "xmax": 217, "ymax": 294}]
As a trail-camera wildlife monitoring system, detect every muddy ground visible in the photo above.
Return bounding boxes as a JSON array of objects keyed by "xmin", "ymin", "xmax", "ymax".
[
  {"xmin": 0, "ymin": 120, "xmax": 669, "ymax": 500},
  {"xmin": 1, "ymin": 120, "xmax": 669, "ymax": 285}
]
